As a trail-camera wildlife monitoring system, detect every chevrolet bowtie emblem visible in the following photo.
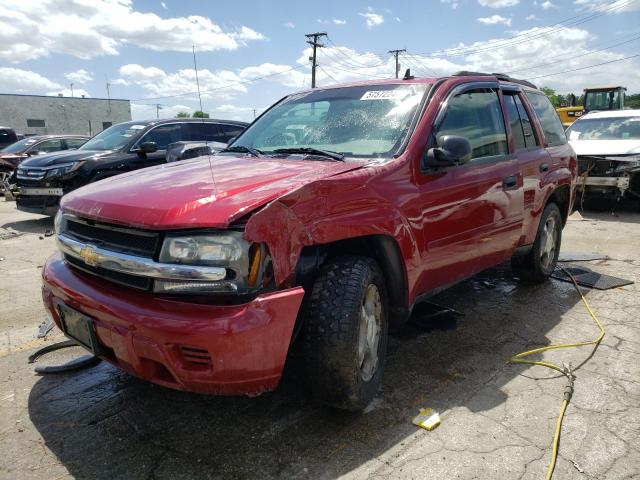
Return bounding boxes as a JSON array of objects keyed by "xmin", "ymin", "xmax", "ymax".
[{"xmin": 79, "ymin": 246, "xmax": 99, "ymax": 267}]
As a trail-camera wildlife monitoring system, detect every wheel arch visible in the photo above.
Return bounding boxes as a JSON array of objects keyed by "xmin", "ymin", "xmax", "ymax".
[{"xmin": 546, "ymin": 184, "xmax": 571, "ymax": 226}]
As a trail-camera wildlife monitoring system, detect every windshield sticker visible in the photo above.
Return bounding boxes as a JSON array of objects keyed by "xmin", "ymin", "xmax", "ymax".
[
  {"xmin": 569, "ymin": 130, "xmax": 581, "ymax": 141},
  {"xmin": 361, "ymin": 90, "xmax": 412, "ymax": 101},
  {"xmin": 129, "ymin": 125, "xmax": 146, "ymax": 130}
]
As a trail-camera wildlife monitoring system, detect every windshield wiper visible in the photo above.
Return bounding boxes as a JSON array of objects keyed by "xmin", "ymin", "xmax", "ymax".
[
  {"xmin": 271, "ymin": 147, "xmax": 345, "ymax": 162},
  {"xmin": 220, "ymin": 145, "xmax": 263, "ymax": 157}
]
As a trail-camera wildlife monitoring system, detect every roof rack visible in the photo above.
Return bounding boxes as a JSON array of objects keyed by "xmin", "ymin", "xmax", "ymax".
[{"xmin": 452, "ymin": 71, "xmax": 537, "ymax": 89}]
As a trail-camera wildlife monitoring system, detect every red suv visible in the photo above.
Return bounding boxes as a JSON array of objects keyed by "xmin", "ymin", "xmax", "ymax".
[{"xmin": 42, "ymin": 72, "xmax": 576, "ymax": 410}]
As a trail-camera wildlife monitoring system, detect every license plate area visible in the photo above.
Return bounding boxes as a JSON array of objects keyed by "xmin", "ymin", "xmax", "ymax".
[
  {"xmin": 21, "ymin": 188, "xmax": 64, "ymax": 196},
  {"xmin": 58, "ymin": 303, "xmax": 101, "ymax": 355}
]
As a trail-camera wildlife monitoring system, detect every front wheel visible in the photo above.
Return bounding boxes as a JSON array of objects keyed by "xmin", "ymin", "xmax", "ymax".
[
  {"xmin": 512, "ymin": 202, "xmax": 563, "ymax": 283},
  {"xmin": 301, "ymin": 256, "xmax": 388, "ymax": 411}
]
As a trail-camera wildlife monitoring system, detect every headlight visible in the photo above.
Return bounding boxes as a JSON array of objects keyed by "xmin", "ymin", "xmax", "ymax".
[
  {"xmin": 157, "ymin": 232, "xmax": 261, "ymax": 294},
  {"xmin": 159, "ymin": 234, "xmax": 244, "ymax": 265},
  {"xmin": 54, "ymin": 209, "xmax": 65, "ymax": 234},
  {"xmin": 46, "ymin": 161, "xmax": 84, "ymax": 178}
]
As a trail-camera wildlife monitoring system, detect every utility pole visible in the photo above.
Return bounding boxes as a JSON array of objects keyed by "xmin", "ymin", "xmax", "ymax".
[
  {"xmin": 105, "ymin": 78, "xmax": 112, "ymax": 113},
  {"xmin": 305, "ymin": 32, "xmax": 327, "ymax": 88},
  {"xmin": 156, "ymin": 104, "xmax": 163, "ymax": 119},
  {"xmin": 388, "ymin": 49, "xmax": 406, "ymax": 79},
  {"xmin": 70, "ymin": 83, "xmax": 74, "ymax": 97}
]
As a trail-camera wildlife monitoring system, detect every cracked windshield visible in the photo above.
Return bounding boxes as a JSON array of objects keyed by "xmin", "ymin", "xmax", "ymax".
[{"xmin": 232, "ymin": 84, "xmax": 428, "ymax": 158}]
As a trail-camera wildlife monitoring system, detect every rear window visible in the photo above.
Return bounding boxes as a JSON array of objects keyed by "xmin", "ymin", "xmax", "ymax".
[{"xmin": 525, "ymin": 92, "xmax": 567, "ymax": 147}]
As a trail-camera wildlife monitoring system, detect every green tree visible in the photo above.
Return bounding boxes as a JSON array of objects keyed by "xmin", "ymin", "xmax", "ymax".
[
  {"xmin": 175, "ymin": 111, "xmax": 190, "ymax": 118},
  {"xmin": 540, "ymin": 86, "xmax": 561, "ymax": 108},
  {"xmin": 627, "ymin": 93, "xmax": 640, "ymax": 109},
  {"xmin": 192, "ymin": 111, "xmax": 210, "ymax": 118}
]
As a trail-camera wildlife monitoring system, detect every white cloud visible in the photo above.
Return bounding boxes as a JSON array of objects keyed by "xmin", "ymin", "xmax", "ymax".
[
  {"xmin": 525, "ymin": 14, "xmax": 539, "ymax": 20},
  {"xmin": 160, "ymin": 1, "xmax": 167, "ymax": 9},
  {"xmin": 238, "ymin": 63, "xmax": 306, "ymax": 88},
  {"xmin": 478, "ymin": 15, "xmax": 512, "ymax": 25},
  {"xmin": 359, "ymin": 8, "xmax": 384, "ymax": 28},
  {"xmin": 0, "ymin": 67, "xmax": 61, "ymax": 92},
  {"xmin": 0, "ymin": 0, "xmax": 265, "ymax": 63},
  {"xmin": 573, "ymin": 0, "xmax": 640, "ymax": 12},
  {"xmin": 283, "ymin": 21, "xmax": 295, "ymax": 28},
  {"xmin": 395, "ymin": 16, "xmax": 402, "ymax": 22},
  {"xmin": 440, "ymin": 0, "xmax": 459, "ymax": 9},
  {"xmin": 46, "ymin": 88, "xmax": 91, "ymax": 98},
  {"xmin": 541, "ymin": 0, "xmax": 557, "ymax": 9},
  {"xmin": 65, "ymin": 69, "xmax": 94, "ymax": 84},
  {"xmin": 333, "ymin": 19, "xmax": 347, "ymax": 25},
  {"xmin": 478, "ymin": 0, "xmax": 520, "ymax": 8}
]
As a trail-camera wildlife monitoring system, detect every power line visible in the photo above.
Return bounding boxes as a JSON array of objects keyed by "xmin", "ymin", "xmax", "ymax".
[
  {"xmin": 528, "ymin": 52, "xmax": 640, "ymax": 80},
  {"xmin": 402, "ymin": 53, "xmax": 438, "ymax": 76},
  {"xmin": 320, "ymin": 48, "xmax": 388, "ymax": 74},
  {"xmin": 317, "ymin": 65, "xmax": 341, "ymax": 84},
  {"xmin": 130, "ymin": 64, "xmax": 308, "ymax": 101},
  {"xmin": 411, "ymin": 0, "xmax": 637, "ymax": 58},
  {"xmin": 326, "ymin": 36, "xmax": 387, "ymax": 68},
  {"xmin": 503, "ymin": 31, "xmax": 640, "ymax": 74}
]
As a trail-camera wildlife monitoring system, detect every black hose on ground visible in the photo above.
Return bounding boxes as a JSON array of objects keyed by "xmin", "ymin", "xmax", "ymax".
[{"xmin": 28, "ymin": 340, "xmax": 102, "ymax": 374}]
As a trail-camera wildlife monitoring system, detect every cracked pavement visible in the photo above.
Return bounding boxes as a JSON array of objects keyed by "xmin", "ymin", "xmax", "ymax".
[{"xmin": 0, "ymin": 199, "xmax": 639, "ymax": 480}]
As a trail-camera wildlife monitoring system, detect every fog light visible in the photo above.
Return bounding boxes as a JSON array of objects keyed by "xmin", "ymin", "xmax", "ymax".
[{"xmin": 153, "ymin": 280, "xmax": 238, "ymax": 294}]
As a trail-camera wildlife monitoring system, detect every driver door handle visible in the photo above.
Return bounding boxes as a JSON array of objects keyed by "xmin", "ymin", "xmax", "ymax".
[{"xmin": 503, "ymin": 175, "xmax": 518, "ymax": 189}]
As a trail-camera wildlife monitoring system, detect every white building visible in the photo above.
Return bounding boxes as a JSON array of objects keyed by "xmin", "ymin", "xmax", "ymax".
[{"xmin": 0, "ymin": 94, "xmax": 131, "ymax": 136}]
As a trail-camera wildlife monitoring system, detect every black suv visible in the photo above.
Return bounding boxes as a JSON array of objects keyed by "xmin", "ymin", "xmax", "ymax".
[{"xmin": 15, "ymin": 118, "xmax": 248, "ymax": 215}]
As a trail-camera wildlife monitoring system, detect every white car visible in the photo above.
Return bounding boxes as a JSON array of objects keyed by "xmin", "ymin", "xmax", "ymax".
[{"xmin": 567, "ymin": 109, "xmax": 640, "ymax": 202}]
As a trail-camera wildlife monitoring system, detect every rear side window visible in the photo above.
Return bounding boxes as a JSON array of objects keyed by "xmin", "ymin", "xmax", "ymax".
[
  {"xmin": 35, "ymin": 139, "xmax": 64, "ymax": 152},
  {"xmin": 65, "ymin": 138, "xmax": 87, "ymax": 149},
  {"xmin": 504, "ymin": 95, "xmax": 527, "ymax": 151},
  {"xmin": 514, "ymin": 95, "xmax": 536, "ymax": 147},
  {"xmin": 435, "ymin": 89, "xmax": 507, "ymax": 160},
  {"xmin": 525, "ymin": 92, "xmax": 567, "ymax": 147}
]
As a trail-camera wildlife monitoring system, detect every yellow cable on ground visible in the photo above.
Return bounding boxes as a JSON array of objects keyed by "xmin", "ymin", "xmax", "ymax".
[{"xmin": 509, "ymin": 267, "xmax": 605, "ymax": 480}]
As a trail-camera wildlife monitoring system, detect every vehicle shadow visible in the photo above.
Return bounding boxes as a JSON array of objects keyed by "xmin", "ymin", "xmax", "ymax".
[
  {"xmin": 27, "ymin": 263, "xmax": 586, "ymax": 480},
  {"xmin": 1, "ymin": 215, "xmax": 54, "ymax": 235},
  {"xmin": 575, "ymin": 197, "xmax": 640, "ymax": 224}
]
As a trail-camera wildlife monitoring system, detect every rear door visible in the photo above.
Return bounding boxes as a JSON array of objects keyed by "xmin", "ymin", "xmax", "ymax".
[{"xmin": 414, "ymin": 82, "xmax": 524, "ymax": 292}]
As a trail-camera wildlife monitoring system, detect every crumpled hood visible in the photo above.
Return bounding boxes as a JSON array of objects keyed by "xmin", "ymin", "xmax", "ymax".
[
  {"xmin": 569, "ymin": 139, "xmax": 640, "ymax": 158},
  {"xmin": 62, "ymin": 155, "xmax": 363, "ymax": 230},
  {"xmin": 18, "ymin": 149, "xmax": 113, "ymax": 167}
]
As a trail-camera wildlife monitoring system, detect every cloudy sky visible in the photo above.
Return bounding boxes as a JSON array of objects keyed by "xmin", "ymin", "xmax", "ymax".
[{"xmin": 1, "ymin": 0, "xmax": 638, "ymax": 121}]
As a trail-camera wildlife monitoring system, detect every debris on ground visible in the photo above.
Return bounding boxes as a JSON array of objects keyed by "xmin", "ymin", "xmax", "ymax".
[
  {"xmin": 43, "ymin": 229, "xmax": 54, "ymax": 237},
  {"xmin": 412, "ymin": 408, "xmax": 441, "ymax": 431},
  {"xmin": 558, "ymin": 251, "xmax": 609, "ymax": 262},
  {"xmin": 36, "ymin": 317, "xmax": 54, "ymax": 339},
  {"xmin": 28, "ymin": 340, "xmax": 101, "ymax": 374},
  {"xmin": 552, "ymin": 264, "xmax": 634, "ymax": 290}
]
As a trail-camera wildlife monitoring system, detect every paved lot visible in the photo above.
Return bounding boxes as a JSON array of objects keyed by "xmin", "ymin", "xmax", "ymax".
[{"xmin": 1, "ymin": 198, "xmax": 639, "ymax": 480}]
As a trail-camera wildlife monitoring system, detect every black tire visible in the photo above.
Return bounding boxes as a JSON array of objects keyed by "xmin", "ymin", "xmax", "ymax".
[
  {"xmin": 512, "ymin": 202, "xmax": 563, "ymax": 283},
  {"xmin": 302, "ymin": 256, "xmax": 388, "ymax": 411}
]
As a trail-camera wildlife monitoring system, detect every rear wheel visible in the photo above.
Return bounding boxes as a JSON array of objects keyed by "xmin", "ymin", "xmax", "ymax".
[
  {"xmin": 302, "ymin": 256, "xmax": 388, "ymax": 411},
  {"xmin": 512, "ymin": 202, "xmax": 562, "ymax": 283}
]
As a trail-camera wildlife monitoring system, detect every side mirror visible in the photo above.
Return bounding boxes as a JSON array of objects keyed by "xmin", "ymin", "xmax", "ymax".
[
  {"xmin": 137, "ymin": 141, "xmax": 157, "ymax": 154},
  {"xmin": 27, "ymin": 150, "xmax": 41, "ymax": 156},
  {"xmin": 422, "ymin": 135, "xmax": 472, "ymax": 170}
]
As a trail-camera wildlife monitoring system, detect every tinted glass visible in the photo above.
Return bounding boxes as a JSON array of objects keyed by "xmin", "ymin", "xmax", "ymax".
[
  {"xmin": 220, "ymin": 124, "xmax": 245, "ymax": 142},
  {"xmin": 184, "ymin": 123, "xmax": 221, "ymax": 142},
  {"xmin": 66, "ymin": 138, "xmax": 87, "ymax": 149},
  {"xmin": 526, "ymin": 92, "xmax": 567, "ymax": 147},
  {"xmin": 566, "ymin": 116, "xmax": 640, "ymax": 141},
  {"xmin": 436, "ymin": 89, "xmax": 507, "ymax": 160},
  {"xmin": 515, "ymin": 95, "xmax": 536, "ymax": 147},
  {"xmin": 139, "ymin": 124, "xmax": 182, "ymax": 149},
  {"xmin": 504, "ymin": 94, "xmax": 526, "ymax": 151},
  {"xmin": 35, "ymin": 139, "xmax": 64, "ymax": 152},
  {"xmin": 584, "ymin": 90, "xmax": 621, "ymax": 111},
  {"xmin": 234, "ymin": 84, "xmax": 428, "ymax": 158}
]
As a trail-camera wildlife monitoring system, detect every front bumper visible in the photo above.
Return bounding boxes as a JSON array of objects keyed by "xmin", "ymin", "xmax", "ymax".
[
  {"xmin": 16, "ymin": 193, "xmax": 61, "ymax": 215},
  {"xmin": 42, "ymin": 254, "xmax": 305, "ymax": 395}
]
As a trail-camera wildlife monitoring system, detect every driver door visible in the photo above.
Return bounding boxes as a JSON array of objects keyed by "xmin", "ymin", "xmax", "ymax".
[
  {"xmin": 133, "ymin": 123, "xmax": 182, "ymax": 167},
  {"xmin": 414, "ymin": 84, "xmax": 524, "ymax": 293}
]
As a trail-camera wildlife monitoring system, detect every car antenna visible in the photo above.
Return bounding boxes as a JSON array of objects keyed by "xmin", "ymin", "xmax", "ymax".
[{"xmin": 403, "ymin": 68, "xmax": 414, "ymax": 80}]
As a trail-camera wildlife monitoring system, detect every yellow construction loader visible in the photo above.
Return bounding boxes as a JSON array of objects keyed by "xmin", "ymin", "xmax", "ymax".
[{"xmin": 556, "ymin": 86, "xmax": 626, "ymax": 128}]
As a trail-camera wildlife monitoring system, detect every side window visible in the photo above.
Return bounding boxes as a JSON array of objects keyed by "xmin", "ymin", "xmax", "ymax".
[
  {"xmin": 504, "ymin": 94, "xmax": 527, "ymax": 151},
  {"xmin": 139, "ymin": 124, "xmax": 181, "ymax": 150},
  {"xmin": 184, "ymin": 123, "xmax": 223, "ymax": 142},
  {"xmin": 435, "ymin": 89, "xmax": 507, "ymax": 160},
  {"xmin": 65, "ymin": 138, "xmax": 87, "ymax": 149},
  {"xmin": 525, "ymin": 92, "xmax": 567, "ymax": 147},
  {"xmin": 514, "ymin": 95, "xmax": 536, "ymax": 147},
  {"xmin": 34, "ymin": 139, "xmax": 64, "ymax": 153},
  {"xmin": 220, "ymin": 124, "xmax": 245, "ymax": 142}
]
